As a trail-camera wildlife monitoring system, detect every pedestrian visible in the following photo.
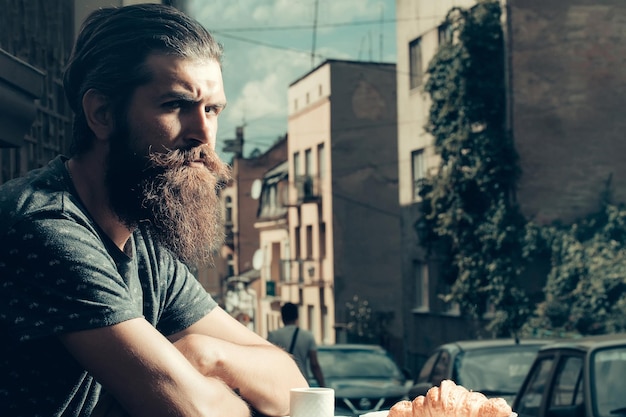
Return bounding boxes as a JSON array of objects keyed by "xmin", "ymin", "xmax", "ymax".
[
  {"xmin": 268, "ymin": 303, "xmax": 326, "ymax": 388},
  {"xmin": 0, "ymin": 4, "xmax": 307, "ymax": 417}
]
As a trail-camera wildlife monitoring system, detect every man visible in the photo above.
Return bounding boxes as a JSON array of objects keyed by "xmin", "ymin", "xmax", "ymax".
[
  {"xmin": 0, "ymin": 4, "xmax": 306, "ymax": 417},
  {"xmin": 268, "ymin": 303, "xmax": 325, "ymax": 388}
]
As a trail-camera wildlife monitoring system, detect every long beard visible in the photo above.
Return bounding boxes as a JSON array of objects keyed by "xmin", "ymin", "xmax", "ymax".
[{"xmin": 106, "ymin": 130, "xmax": 232, "ymax": 265}]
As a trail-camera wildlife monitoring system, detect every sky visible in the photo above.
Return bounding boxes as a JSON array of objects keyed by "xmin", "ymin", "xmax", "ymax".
[{"xmin": 187, "ymin": 0, "xmax": 397, "ymax": 159}]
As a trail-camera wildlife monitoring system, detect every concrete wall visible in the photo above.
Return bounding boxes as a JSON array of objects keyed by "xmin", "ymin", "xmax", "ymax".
[
  {"xmin": 326, "ymin": 61, "xmax": 404, "ymax": 362},
  {"xmin": 509, "ymin": 0, "xmax": 626, "ymax": 224}
]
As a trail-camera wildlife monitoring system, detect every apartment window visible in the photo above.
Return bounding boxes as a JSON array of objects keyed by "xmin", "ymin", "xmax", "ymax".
[
  {"xmin": 319, "ymin": 222, "xmax": 326, "ymax": 259},
  {"xmin": 317, "ymin": 143, "xmax": 325, "ymax": 179},
  {"xmin": 306, "ymin": 92, "xmax": 310, "ymax": 104},
  {"xmin": 269, "ymin": 185, "xmax": 277, "ymax": 210},
  {"xmin": 282, "ymin": 240, "xmax": 291, "ymax": 282},
  {"xmin": 307, "ymin": 305, "xmax": 314, "ymax": 331},
  {"xmin": 438, "ymin": 22, "xmax": 453, "ymax": 45},
  {"xmin": 224, "ymin": 196, "xmax": 233, "ymax": 223},
  {"xmin": 412, "ymin": 149, "xmax": 425, "ymax": 200},
  {"xmin": 413, "ymin": 261, "xmax": 429, "ymax": 311},
  {"xmin": 306, "ymin": 225, "xmax": 313, "ymax": 259},
  {"xmin": 293, "ymin": 152, "xmax": 301, "ymax": 177},
  {"xmin": 318, "ymin": 84, "xmax": 323, "ymax": 97},
  {"xmin": 294, "ymin": 226, "xmax": 301, "ymax": 260},
  {"xmin": 409, "ymin": 37, "xmax": 423, "ymax": 89},
  {"xmin": 304, "ymin": 148, "xmax": 312, "ymax": 176},
  {"xmin": 227, "ymin": 254, "xmax": 235, "ymax": 277}
]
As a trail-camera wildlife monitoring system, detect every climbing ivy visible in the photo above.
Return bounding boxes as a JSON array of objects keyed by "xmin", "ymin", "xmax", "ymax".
[
  {"xmin": 419, "ymin": 0, "xmax": 626, "ymax": 338},
  {"xmin": 523, "ymin": 195, "xmax": 626, "ymax": 337},
  {"xmin": 417, "ymin": 0, "xmax": 531, "ymax": 336}
]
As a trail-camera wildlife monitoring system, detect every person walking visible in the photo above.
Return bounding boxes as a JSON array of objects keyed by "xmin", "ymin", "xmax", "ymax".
[{"xmin": 268, "ymin": 303, "xmax": 326, "ymax": 388}]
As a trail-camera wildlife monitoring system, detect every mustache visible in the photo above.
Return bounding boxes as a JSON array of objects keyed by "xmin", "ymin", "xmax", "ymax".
[{"xmin": 147, "ymin": 145, "xmax": 232, "ymax": 183}]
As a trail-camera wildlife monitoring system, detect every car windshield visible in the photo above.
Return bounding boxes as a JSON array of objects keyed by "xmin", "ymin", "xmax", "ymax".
[
  {"xmin": 454, "ymin": 345, "xmax": 540, "ymax": 395},
  {"xmin": 592, "ymin": 346, "xmax": 626, "ymax": 417},
  {"xmin": 318, "ymin": 348, "xmax": 403, "ymax": 379}
]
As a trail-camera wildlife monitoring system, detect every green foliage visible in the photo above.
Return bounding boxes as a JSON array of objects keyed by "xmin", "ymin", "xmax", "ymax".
[
  {"xmin": 419, "ymin": 0, "xmax": 626, "ymax": 338},
  {"xmin": 523, "ymin": 199, "xmax": 626, "ymax": 336},
  {"xmin": 418, "ymin": 1, "xmax": 531, "ymax": 335}
]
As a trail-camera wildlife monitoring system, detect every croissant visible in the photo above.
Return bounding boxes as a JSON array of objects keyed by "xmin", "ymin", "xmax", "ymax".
[{"xmin": 388, "ymin": 380, "xmax": 512, "ymax": 417}]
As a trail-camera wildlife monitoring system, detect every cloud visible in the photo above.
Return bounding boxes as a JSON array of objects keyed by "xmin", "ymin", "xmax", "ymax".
[{"xmin": 187, "ymin": 0, "xmax": 397, "ymax": 156}]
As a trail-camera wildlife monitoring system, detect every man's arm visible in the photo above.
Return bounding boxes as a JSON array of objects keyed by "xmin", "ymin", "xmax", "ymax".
[
  {"xmin": 59, "ymin": 318, "xmax": 251, "ymax": 417},
  {"xmin": 308, "ymin": 349, "xmax": 326, "ymax": 388},
  {"xmin": 170, "ymin": 307, "xmax": 309, "ymax": 417}
]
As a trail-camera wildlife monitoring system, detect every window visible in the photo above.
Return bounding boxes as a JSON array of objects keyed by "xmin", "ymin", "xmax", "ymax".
[
  {"xmin": 293, "ymin": 152, "xmax": 301, "ymax": 177},
  {"xmin": 226, "ymin": 254, "xmax": 235, "ymax": 277},
  {"xmin": 304, "ymin": 148, "xmax": 312, "ymax": 176},
  {"xmin": 412, "ymin": 149, "xmax": 425, "ymax": 200},
  {"xmin": 317, "ymin": 143, "xmax": 325, "ymax": 179},
  {"xmin": 224, "ymin": 196, "xmax": 233, "ymax": 223},
  {"xmin": 550, "ymin": 356, "xmax": 583, "ymax": 408},
  {"xmin": 438, "ymin": 22, "xmax": 453, "ymax": 45},
  {"xmin": 319, "ymin": 222, "xmax": 326, "ymax": 259},
  {"xmin": 294, "ymin": 226, "xmax": 301, "ymax": 260},
  {"xmin": 409, "ymin": 37, "xmax": 423, "ymax": 89},
  {"xmin": 282, "ymin": 240, "xmax": 291, "ymax": 282},
  {"xmin": 413, "ymin": 261, "xmax": 429, "ymax": 310},
  {"xmin": 517, "ymin": 357, "xmax": 555, "ymax": 417},
  {"xmin": 306, "ymin": 225, "xmax": 313, "ymax": 259}
]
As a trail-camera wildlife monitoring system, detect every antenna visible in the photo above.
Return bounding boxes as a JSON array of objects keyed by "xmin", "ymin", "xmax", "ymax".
[
  {"xmin": 250, "ymin": 179, "xmax": 262, "ymax": 200},
  {"xmin": 379, "ymin": 4, "xmax": 384, "ymax": 61},
  {"xmin": 311, "ymin": 0, "xmax": 319, "ymax": 68},
  {"xmin": 252, "ymin": 249, "xmax": 264, "ymax": 271}
]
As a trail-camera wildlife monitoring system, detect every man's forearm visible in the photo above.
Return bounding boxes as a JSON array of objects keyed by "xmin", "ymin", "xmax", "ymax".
[{"xmin": 174, "ymin": 334, "xmax": 308, "ymax": 416}]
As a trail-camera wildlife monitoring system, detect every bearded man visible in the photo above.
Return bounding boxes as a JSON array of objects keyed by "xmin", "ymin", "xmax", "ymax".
[{"xmin": 0, "ymin": 4, "xmax": 307, "ymax": 417}]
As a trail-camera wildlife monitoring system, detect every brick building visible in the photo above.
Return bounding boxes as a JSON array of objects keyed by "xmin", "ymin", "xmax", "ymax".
[{"xmin": 396, "ymin": 0, "xmax": 626, "ymax": 375}]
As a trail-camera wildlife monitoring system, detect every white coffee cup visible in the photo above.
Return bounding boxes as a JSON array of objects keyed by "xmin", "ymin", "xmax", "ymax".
[{"xmin": 289, "ymin": 387, "xmax": 335, "ymax": 417}]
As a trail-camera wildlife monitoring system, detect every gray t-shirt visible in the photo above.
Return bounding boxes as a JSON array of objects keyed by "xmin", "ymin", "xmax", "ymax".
[
  {"xmin": 0, "ymin": 156, "xmax": 217, "ymax": 416},
  {"xmin": 268, "ymin": 324, "xmax": 317, "ymax": 380}
]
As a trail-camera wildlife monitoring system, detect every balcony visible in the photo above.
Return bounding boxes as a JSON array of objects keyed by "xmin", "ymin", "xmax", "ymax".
[
  {"xmin": 279, "ymin": 258, "xmax": 324, "ymax": 286},
  {"xmin": 224, "ymin": 223, "xmax": 234, "ymax": 247},
  {"xmin": 294, "ymin": 175, "xmax": 321, "ymax": 205}
]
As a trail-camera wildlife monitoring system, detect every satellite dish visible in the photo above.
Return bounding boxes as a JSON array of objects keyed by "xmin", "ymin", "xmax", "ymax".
[
  {"xmin": 250, "ymin": 179, "xmax": 262, "ymax": 200},
  {"xmin": 252, "ymin": 249, "xmax": 264, "ymax": 271}
]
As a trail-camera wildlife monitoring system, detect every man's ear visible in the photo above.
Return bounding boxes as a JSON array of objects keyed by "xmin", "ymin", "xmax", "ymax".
[{"xmin": 82, "ymin": 89, "xmax": 114, "ymax": 140}]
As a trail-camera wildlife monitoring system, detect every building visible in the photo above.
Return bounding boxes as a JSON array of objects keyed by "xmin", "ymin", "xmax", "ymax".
[
  {"xmin": 272, "ymin": 59, "xmax": 403, "ymax": 361},
  {"xmin": 397, "ymin": 0, "xmax": 626, "ymax": 375},
  {"xmin": 0, "ymin": 0, "xmax": 188, "ymax": 183},
  {"xmin": 0, "ymin": 0, "xmax": 74, "ymax": 181},
  {"xmin": 218, "ymin": 134, "xmax": 289, "ymax": 332},
  {"xmin": 253, "ymin": 158, "xmax": 290, "ymax": 336}
]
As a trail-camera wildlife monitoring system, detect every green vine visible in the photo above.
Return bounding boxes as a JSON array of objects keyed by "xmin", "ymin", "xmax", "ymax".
[
  {"xmin": 420, "ymin": 0, "xmax": 626, "ymax": 338},
  {"xmin": 523, "ymin": 193, "xmax": 626, "ymax": 336},
  {"xmin": 417, "ymin": 0, "xmax": 530, "ymax": 336}
]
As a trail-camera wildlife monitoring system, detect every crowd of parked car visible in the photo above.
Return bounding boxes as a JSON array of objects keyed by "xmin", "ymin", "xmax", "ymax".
[{"xmin": 312, "ymin": 333, "xmax": 626, "ymax": 417}]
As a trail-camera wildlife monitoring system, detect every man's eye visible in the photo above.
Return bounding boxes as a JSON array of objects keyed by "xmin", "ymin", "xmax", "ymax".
[
  {"xmin": 163, "ymin": 101, "xmax": 183, "ymax": 109},
  {"xmin": 205, "ymin": 106, "xmax": 221, "ymax": 115}
]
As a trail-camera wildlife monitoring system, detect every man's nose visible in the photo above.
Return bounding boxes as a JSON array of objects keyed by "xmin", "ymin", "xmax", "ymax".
[{"xmin": 186, "ymin": 108, "xmax": 217, "ymax": 149}]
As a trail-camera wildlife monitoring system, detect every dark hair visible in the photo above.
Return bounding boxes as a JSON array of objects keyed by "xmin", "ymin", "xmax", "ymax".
[
  {"xmin": 281, "ymin": 302, "xmax": 299, "ymax": 324},
  {"xmin": 63, "ymin": 3, "xmax": 223, "ymax": 155}
]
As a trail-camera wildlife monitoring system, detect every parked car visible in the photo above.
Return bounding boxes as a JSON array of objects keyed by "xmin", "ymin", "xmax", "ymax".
[
  {"xmin": 513, "ymin": 333, "xmax": 626, "ymax": 417},
  {"xmin": 313, "ymin": 344, "xmax": 411, "ymax": 416},
  {"xmin": 409, "ymin": 338, "xmax": 549, "ymax": 405}
]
